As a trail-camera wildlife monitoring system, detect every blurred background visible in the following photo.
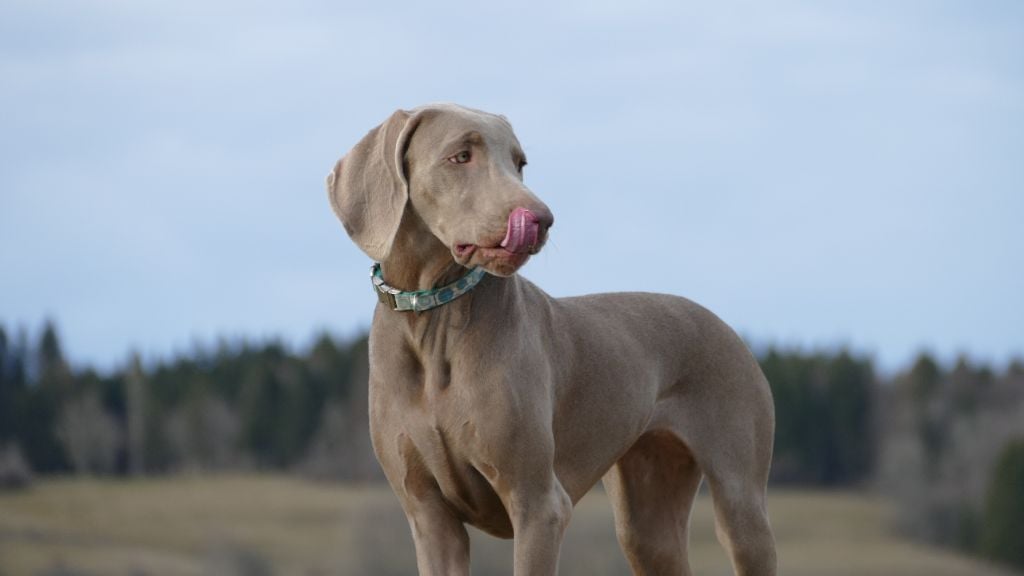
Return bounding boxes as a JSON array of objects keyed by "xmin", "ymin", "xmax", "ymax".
[{"xmin": 1, "ymin": 1, "xmax": 1022, "ymax": 575}]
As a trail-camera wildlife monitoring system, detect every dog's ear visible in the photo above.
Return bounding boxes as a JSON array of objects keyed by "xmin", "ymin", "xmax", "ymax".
[{"xmin": 327, "ymin": 109, "xmax": 424, "ymax": 262}]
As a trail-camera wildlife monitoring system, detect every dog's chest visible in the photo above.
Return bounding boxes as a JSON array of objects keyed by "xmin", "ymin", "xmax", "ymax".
[
  {"xmin": 406, "ymin": 415, "xmax": 514, "ymax": 537},
  {"xmin": 373, "ymin": 340, "xmax": 515, "ymax": 537}
]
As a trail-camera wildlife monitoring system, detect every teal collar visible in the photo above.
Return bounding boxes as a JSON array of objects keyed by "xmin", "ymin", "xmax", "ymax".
[{"xmin": 371, "ymin": 263, "xmax": 487, "ymax": 312}]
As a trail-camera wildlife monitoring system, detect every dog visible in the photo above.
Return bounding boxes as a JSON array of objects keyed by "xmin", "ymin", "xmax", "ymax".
[{"xmin": 327, "ymin": 103, "xmax": 776, "ymax": 575}]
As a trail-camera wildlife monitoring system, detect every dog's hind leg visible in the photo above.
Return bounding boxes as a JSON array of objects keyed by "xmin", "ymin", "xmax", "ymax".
[
  {"xmin": 602, "ymin": 431, "xmax": 704, "ymax": 576},
  {"xmin": 674, "ymin": 378, "xmax": 778, "ymax": 576},
  {"xmin": 703, "ymin": 471, "xmax": 776, "ymax": 576}
]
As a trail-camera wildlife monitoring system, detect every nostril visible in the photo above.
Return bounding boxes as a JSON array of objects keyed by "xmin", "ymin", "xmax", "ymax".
[{"xmin": 533, "ymin": 209, "xmax": 554, "ymax": 232}]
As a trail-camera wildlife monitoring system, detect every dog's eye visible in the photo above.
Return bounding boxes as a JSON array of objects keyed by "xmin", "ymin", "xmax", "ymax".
[
  {"xmin": 448, "ymin": 151, "xmax": 472, "ymax": 164},
  {"xmin": 517, "ymin": 160, "xmax": 527, "ymax": 173}
]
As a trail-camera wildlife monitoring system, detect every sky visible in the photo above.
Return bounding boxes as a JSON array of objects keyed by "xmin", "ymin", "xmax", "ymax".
[{"xmin": 1, "ymin": 0, "xmax": 1022, "ymax": 372}]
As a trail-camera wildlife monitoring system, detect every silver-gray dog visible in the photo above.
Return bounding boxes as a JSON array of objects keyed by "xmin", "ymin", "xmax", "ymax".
[{"xmin": 327, "ymin": 103, "xmax": 776, "ymax": 576}]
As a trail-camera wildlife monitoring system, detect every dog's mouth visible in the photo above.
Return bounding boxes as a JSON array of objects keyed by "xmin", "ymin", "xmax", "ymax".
[
  {"xmin": 452, "ymin": 243, "xmax": 535, "ymax": 276},
  {"xmin": 452, "ymin": 207, "xmax": 551, "ymax": 276}
]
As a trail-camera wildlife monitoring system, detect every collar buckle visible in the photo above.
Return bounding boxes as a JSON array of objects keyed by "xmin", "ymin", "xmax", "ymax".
[
  {"xmin": 371, "ymin": 264, "xmax": 399, "ymax": 309},
  {"xmin": 376, "ymin": 287, "xmax": 398, "ymax": 309}
]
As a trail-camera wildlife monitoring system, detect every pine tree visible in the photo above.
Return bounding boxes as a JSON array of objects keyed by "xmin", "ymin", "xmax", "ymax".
[{"xmin": 981, "ymin": 439, "xmax": 1024, "ymax": 569}]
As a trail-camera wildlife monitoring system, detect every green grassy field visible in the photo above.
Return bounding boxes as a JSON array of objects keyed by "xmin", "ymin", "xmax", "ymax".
[{"xmin": 0, "ymin": 475, "xmax": 1016, "ymax": 576}]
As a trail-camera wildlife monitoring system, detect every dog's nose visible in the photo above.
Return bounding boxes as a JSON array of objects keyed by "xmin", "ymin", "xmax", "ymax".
[
  {"xmin": 533, "ymin": 206, "xmax": 554, "ymax": 233},
  {"xmin": 501, "ymin": 207, "xmax": 550, "ymax": 254}
]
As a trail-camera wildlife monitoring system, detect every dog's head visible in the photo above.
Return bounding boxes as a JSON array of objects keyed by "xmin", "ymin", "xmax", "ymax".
[{"xmin": 327, "ymin": 104, "xmax": 553, "ymax": 277}]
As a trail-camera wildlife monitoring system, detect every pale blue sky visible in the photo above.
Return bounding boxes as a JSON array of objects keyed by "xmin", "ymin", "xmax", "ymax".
[{"xmin": 1, "ymin": 1, "xmax": 1021, "ymax": 371}]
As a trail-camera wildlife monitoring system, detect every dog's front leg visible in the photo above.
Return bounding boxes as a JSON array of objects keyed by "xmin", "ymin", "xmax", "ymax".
[
  {"xmin": 404, "ymin": 493, "xmax": 470, "ymax": 576},
  {"xmin": 508, "ymin": 474, "xmax": 573, "ymax": 575}
]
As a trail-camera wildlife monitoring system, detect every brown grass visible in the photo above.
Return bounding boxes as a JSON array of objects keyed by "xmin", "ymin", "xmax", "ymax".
[{"xmin": 0, "ymin": 475, "xmax": 1017, "ymax": 576}]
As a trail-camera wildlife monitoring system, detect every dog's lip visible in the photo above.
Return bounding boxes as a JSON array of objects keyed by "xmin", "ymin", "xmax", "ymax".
[
  {"xmin": 452, "ymin": 242, "xmax": 533, "ymax": 269},
  {"xmin": 454, "ymin": 243, "xmax": 476, "ymax": 258},
  {"xmin": 476, "ymin": 247, "xmax": 531, "ymax": 270},
  {"xmin": 477, "ymin": 246, "xmax": 523, "ymax": 258},
  {"xmin": 454, "ymin": 234, "xmax": 546, "ymax": 260}
]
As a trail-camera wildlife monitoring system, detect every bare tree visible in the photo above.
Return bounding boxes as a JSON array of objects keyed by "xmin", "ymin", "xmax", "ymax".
[
  {"xmin": 0, "ymin": 443, "xmax": 33, "ymax": 489},
  {"xmin": 298, "ymin": 401, "xmax": 351, "ymax": 480},
  {"xmin": 877, "ymin": 358, "xmax": 1024, "ymax": 547},
  {"xmin": 165, "ymin": 393, "xmax": 244, "ymax": 472},
  {"xmin": 58, "ymin": 392, "xmax": 122, "ymax": 475}
]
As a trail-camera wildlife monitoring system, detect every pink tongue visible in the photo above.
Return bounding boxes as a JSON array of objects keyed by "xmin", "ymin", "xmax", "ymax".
[{"xmin": 500, "ymin": 207, "xmax": 540, "ymax": 254}]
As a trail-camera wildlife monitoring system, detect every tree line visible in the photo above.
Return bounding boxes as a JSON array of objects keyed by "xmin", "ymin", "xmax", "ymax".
[
  {"xmin": 0, "ymin": 321, "xmax": 377, "ymax": 482},
  {"xmin": 1, "ymin": 320, "xmax": 1022, "ymax": 570}
]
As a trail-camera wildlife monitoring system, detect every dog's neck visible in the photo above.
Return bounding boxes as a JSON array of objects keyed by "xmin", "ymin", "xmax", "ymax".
[
  {"xmin": 373, "ymin": 206, "xmax": 513, "ymax": 339},
  {"xmin": 378, "ymin": 251, "xmax": 496, "ymax": 341}
]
